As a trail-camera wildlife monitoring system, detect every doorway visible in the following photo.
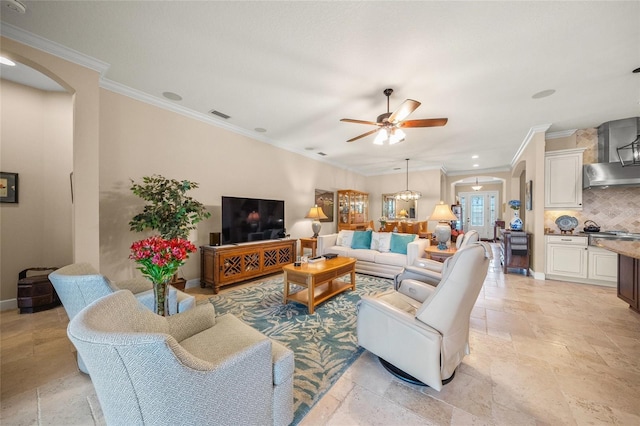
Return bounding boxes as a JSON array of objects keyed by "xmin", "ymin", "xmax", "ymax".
[{"xmin": 458, "ymin": 191, "xmax": 499, "ymax": 240}]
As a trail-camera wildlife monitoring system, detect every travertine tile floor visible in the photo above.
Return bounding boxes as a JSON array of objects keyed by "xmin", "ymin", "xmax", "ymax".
[{"xmin": 2, "ymin": 245, "xmax": 640, "ymax": 425}]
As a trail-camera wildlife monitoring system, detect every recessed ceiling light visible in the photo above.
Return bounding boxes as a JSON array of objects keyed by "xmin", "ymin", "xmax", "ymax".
[
  {"xmin": 473, "ymin": 164, "xmax": 479, "ymax": 168},
  {"xmin": 471, "ymin": 155, "xmax": 479, "ymax": 159},
  {"xmin": 3, "ymin": 0, "xmax": 26, "ymax": 14},
  {"xmin": 0, "ymin": 56, "xmax": 16, "ymax": 66},
  {"xmin": 162, "ymin": 91, "xmax": 182, "ymax": 101},
  {"xmin": 255, "ymin": 128, "xmax": 267, "ymax": 133},
  {"xmin": 532, "ymin": 89, "xmax": 556, "ymax": 99}
]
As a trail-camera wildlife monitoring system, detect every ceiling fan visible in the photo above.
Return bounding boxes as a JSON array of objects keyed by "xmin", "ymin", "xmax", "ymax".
[{"xmin": 340, "ymin": 88, "xmax": 448, "ymax": 144}]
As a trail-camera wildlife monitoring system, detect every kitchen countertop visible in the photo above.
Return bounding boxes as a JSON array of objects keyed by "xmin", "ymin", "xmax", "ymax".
[{"xmin": 591, "ymin": 238, "xmax": 640, "ymax": 260}]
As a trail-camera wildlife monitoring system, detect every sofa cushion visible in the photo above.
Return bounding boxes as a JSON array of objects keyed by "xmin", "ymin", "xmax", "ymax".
[
  {"xmin": 349, "ymin": 248, "xmax": 379, "ymax": 262},
  {"xmin": 390, "ymin": 233, "xmax": 416, "ymax": 255},
  {"xmin": 374, "ymin": 251, "xmax": 409, "ymax": 267},
  {"xmin": 337, "ymin": 230, "xmax": 354, "ymax": 248},
  {"xmin": 371, "ymin": 231, "xmax": 392, "ymax": 253},
  {"xmin": 351, "ymin": 230, "xmax": 372, "ymax": 249}
]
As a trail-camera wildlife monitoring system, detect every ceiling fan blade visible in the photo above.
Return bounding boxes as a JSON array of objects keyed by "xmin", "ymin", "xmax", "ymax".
[
  {"xmin": 340, "ymin": 118, "xmax": 382, "ymax": 126},
  {"xmin": 388, "ymin": 99, "xmax": 421, "ymax": 124},
  {"xmin": 347, "ymin": 128, "xmax": 380, "ymax": 142},
  {"xmin": 399, "ymin": 118, "xmax": 448, "ymax": 128}
]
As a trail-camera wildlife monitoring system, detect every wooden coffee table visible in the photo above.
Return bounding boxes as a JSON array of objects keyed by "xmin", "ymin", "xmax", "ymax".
[{"xmin": 282, "ymin": 257, "xmax": 356, "ymax": 314}]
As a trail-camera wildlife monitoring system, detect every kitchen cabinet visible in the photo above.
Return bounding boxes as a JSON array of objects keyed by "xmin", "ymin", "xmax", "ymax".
[
  {"xmin": 587, "ymin": 246, "xmax": 618, "ymax": 283},
  {"xmin": 546, "ymin": 235, "xmax": 588, "ymax": 279},
  {"xmin": 544, "ymin": 148, "xmax": 585, "ymax": 209},
  {"xmin": 617, "ymin": 254, "xmax": 640, "ymax": 313},
  {"xmin": 545, "ymin": 235, "xmax": 618, "ymax": 286}
]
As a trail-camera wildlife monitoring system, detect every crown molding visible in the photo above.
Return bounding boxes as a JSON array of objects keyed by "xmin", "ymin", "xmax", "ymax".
[
  {"xmin": 546, "ymin": 129, "xmax": 577, "ymax": 139},
  {"xmin": 511, "ymin": 124, "xmax": 551, "ymax": 168},
  {"xmin": 446, "ymin": 165, "xmax": 511, "ymax": 176},
  {"xmin": 0, "ymin": 23, "xmax": 109, "ymax": 74}
]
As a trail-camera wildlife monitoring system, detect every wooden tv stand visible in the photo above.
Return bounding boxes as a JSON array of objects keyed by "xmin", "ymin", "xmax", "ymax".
[{"xmin": 200, "ymin": 239, "xmax": 296, "ymax": 293}]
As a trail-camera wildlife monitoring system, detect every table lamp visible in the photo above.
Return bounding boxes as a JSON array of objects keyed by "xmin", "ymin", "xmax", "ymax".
[
  {"xmin": 305, "ymin": 205, "xmax": 328, "ymax": 238},
  {"xmin": 428, "ymin": 202, "xmax": 458, "ymax": 250}
]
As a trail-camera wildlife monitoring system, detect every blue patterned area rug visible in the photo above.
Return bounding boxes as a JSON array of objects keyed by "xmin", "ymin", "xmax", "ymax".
[{"xmin": 209, "ymin": 273, "xmax": 393, "ymax": 424}]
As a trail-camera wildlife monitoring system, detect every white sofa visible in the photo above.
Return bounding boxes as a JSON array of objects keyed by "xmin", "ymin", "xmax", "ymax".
[{"xmin": 317, "ymin": 230, "xmax": 430, "ymax": 279}]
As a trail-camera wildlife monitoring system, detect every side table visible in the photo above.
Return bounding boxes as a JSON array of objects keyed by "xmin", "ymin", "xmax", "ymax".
[
  {"xmin": 299, "ymin": 237, "xmax": 317, "ymax": 258},
  {"xmin": 425, "ymin": 245, "xmax": 456, "ymax": 263}
]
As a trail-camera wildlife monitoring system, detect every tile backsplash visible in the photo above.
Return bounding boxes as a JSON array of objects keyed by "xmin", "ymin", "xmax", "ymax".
[{"xmin": 545, "ymin": 186, "xmax": 640, "ymax": 234}]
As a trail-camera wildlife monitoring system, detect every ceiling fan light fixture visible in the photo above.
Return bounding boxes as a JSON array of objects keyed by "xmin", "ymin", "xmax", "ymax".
[
  {"xmin": 389, "ymin": 128, "xmax": 406, "ymax": 145},
  {"xmin": 374, "ymin": 128, "xmax": 387, "ymax": 145}
]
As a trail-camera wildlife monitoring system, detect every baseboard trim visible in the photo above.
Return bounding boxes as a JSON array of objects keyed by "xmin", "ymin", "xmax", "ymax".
[
  {"xmin": 0, "ymin": 298, "xmax": 18, "ymax": 311},
  {"xmin": 185, "ymin": 278, "xmax": 201, "ymax": 289}
]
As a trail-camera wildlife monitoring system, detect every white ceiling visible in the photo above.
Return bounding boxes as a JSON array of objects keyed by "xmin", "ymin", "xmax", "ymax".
[{"xmin": 2, "ymin": 1, "xmax": 639, "ymax": 176}]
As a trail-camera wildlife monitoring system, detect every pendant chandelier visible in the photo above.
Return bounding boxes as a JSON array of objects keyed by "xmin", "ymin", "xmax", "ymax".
[
  {"xmin": 395, "ymin": 159, "xmax": 421, "ymax": 201},
  {"xmin": 471, "ymin": 177, "xmax": 483, "ymax": 191}
]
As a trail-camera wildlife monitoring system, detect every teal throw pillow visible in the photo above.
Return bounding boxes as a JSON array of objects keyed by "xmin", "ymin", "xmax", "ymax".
[
  {"xmin": 389, "ymin": 233, "xmax": 415, "ymax": 255},
  {"xmin": 351, "ymin": 230, "xmax": 373, "ymax": 249}
]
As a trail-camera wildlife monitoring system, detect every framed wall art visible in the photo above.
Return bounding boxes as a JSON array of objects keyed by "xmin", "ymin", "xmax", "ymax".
[
  {"xmin": 525, "ymin": 180, "xmax": 533, "ymax": 211},
  {"xmin": 314, "ymin": 189, "xmax": 334, "ymax": 222},
  {"xmin": 0, "ymin": 172, "xmax": 18, "ymax": 203}
]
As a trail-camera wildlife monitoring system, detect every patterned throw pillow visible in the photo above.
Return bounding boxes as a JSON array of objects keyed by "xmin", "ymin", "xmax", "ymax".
[
  {"xmin": 372, "ymin": 232, "xmax": 392, "ymax": 252},
  {"xmin": 337, "ymin": 230, "xmax": 355, "ymax": 247}
]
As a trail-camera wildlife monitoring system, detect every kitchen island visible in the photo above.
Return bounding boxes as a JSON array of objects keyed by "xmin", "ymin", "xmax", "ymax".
[{"xmin": 592, "ymin": 238, "xmax": 640, "ymax": 314}]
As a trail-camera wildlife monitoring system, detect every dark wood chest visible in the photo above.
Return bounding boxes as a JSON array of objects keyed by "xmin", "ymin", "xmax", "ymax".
[{"xmin": 17, "ymin": 268, "xmax": 60, "ymax": 314}]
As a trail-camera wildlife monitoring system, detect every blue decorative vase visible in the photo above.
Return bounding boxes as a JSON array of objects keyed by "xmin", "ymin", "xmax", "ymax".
[{"xmin": 510, "ymin": 210, "xmax": 523, "ymax": 231}]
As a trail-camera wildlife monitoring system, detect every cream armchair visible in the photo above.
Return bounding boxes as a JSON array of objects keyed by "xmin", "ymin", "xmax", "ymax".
[
  {"xmin": 67, "ymin": 290, "xmax": 294, "ymax": 426},
  {"xmin": 394, "ymin": 230, "xmax": 479, "ymax": 288},
  {"xmin": 357, "ymin": 242, "xmax": 492, "ymax": 391},
  {"xmin": 49, "ymin": 262, "xmax": 196, "ymax": 373}
]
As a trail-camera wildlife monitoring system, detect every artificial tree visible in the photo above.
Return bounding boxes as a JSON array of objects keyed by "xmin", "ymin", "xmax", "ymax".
[
  {"xmin": 129, "ymin": 175, "xmax": 211, "ymax": 239},
  {"xmin": 129, "ymin": 175, "xmax": 211, "ymax": 290}
]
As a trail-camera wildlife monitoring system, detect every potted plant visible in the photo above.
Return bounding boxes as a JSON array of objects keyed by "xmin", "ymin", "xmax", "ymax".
[{"xmin": 129, "ymin": 175, "xmax": 211, "ymax": 290}]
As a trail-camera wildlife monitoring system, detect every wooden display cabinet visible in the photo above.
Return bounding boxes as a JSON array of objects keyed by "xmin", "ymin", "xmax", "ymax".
[
  {"xmin": 337, "ymin": 190, "xmax": 369, "ymax": 231},
  {"xmin": 200, "ymin": 239, "xmax": 296, "ymax": 293}
]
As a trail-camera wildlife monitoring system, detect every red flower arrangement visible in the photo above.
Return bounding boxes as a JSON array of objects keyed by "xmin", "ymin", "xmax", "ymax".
[{"xmin": 130, "ymin": 236, "xmax": 197, "ymax": 285}]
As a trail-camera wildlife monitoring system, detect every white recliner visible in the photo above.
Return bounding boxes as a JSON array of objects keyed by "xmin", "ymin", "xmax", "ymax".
[
  {"xmin": 357, "ymin": 242, "xmax": 492, "ymax": 391},
  {"xmin": 49, "ymin": 262, "xmax": 196, "ymax": 373},
  {"xmin": 394, "ymin": 230, "xmax": 480, "ymax": 288}
]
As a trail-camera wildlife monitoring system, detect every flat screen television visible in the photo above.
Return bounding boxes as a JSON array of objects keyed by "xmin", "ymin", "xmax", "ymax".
[{"xmin": 221, "ymin": 196, "xmax": 285, "ymax": 244}]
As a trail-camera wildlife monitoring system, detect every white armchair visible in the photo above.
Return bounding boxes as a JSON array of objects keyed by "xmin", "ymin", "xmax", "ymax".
[
  {"xmin": 357, "ymin": 242, "xmax": 492, "ymax": 391},
  {"xmin": 67, "ymin": 290, "xmax": 294, "ymax": 426},
  {"xmin": 48, "ymin": 262, "xmax": 196, "ymax": 373},
  {"xmin": 394, "ymin": 230, "xmax": 479, "ymax": 288}
]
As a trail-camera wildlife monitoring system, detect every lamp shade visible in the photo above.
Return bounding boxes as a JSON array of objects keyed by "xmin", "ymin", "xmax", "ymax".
[
  {"xmin": 305, "ymin": 205, "xmax": 328, "ymax": 238},
  {"xmin": 304, "ymin": 205, "xmax": 328, "ymax": 220},
  {"xmin": 428, "ymin": 203, "xmax": 458, "ymax": 222}
]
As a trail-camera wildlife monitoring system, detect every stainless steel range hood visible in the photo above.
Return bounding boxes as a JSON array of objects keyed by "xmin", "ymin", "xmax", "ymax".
[{"xmin": 583, "ymin": 117, "xmax": 640, "ymax": 188}]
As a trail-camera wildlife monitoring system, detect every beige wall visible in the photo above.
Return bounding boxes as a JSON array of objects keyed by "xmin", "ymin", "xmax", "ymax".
[
  {"xmin": 512, "ymin": 130, "xmax": 546, "ymax": 275},
  {"xmin": 0, "ymin": 80, "xmax": 73, "ymax": 302},
  {"xmin": 98, "ymin": 89, "xmax": 367, "ymax": 282},
  {"xmin": 1, "ymin": 37, "xmax": 102, "ymax": 275}
]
